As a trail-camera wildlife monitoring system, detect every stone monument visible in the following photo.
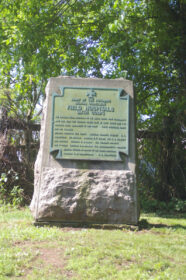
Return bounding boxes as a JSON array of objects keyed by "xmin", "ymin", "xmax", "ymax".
[{"xmin": 30, "ymin": 76, "xmax": 139, "ymax": 225}]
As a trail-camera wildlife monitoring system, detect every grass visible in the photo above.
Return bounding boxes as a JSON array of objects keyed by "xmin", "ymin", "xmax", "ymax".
[{"xmin": 0, "ymin": 206, "xmax": 185, "ymax": 280}]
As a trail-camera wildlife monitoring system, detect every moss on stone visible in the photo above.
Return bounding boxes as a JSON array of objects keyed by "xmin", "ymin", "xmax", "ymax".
[
  {"xmin": 76, "ymin": 161, "xmax": 90, "ymax": 169},
  {"xmin": 77, "ymin": 179, "xmax": 91, "ymax": 214}
]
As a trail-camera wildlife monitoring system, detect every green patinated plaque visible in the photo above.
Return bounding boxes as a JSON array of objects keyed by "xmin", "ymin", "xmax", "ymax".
[{"xmin": 50, "ymin": 87, "xmax": 129, "ymax": 161}]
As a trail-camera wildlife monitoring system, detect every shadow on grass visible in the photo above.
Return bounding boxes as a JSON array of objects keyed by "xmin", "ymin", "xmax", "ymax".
[
  {"xmin": 34, "ymin": 221, "xmax": 138, "ymax": 231},
  {"xmin": 34, "ymin": 212, "xmax": 186, "ymax": 231},
  {"xmin": 34, "ymin": 220, "xmax": 186, "ymax": 231},
  {"xmin": 138, "ymin": 218, "xmax": 186, "ymax": 231}
]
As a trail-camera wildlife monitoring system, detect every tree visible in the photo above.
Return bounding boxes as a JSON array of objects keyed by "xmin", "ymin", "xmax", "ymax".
[
  {"xmin": 70, "ymin": 0, "xmax": 186, "ymax": 201},
  {"xmin": 0, "ymin": 0, "xmax": 82, "ymax": 200},
  {"xmin": 0, "ymin": 0, "xmax": 185, "ymax": 202}
]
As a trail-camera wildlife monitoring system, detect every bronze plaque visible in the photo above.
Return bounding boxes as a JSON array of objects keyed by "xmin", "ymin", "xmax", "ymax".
[{"xmin": 50, "ymin": 87, "xmax": 129, "ymax": 161}]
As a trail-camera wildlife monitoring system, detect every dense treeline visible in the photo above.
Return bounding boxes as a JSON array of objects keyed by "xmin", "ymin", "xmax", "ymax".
[{"xmin": 0, "ymin": 0, "xmax": 185, "ymax": 209}]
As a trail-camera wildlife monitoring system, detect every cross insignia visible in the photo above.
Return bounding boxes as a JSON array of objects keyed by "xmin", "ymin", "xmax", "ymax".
[{"xmin": 86, "ymin": 90, "xmax": 96, "ymax": 98}]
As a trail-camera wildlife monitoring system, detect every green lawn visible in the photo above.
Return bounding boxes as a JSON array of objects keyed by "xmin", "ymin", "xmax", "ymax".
[{"xmin": 0, "ymin": 206, "xmax": 185, "ymax": 280}]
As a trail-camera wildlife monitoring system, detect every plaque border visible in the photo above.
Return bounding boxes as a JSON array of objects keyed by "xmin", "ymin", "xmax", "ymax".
[{"xmin": 50, "ymin": 86, "xmax": 129, "ymax": 161}]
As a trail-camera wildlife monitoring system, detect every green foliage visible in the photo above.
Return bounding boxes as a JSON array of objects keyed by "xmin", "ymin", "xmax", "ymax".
[
  {"xmin": 0, "ymin": 171, "xmax": 24, "ymax": 207},
  {"xmin": 173, "ymin": 198, "xmax": 186, "ymax": 212},
  {"xmin": 70, "ymin": 0, "xmax": 186, "ymax": 200},
  {"xmin": 140, "ymin": 197, "xmax": 186, "ymax": 214},
  {"xmin": 0, "ymin": 173, "xmax": 8, "ymax": 200},
  {"xmin": 10, "ymin": 185, "xmax": 24, "ymax": 206},
  {"xmin": 0, "ymin": 0, "xmax": 185, "ymax": 202}
]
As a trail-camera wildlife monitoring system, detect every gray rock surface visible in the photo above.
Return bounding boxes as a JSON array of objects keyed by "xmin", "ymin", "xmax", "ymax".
[{"xmin": 31, "ymin": 167, "xmax": 136, "ymax": 224}]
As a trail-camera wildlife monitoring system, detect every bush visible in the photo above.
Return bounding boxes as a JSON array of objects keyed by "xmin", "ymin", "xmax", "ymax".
[
  {"xmin": 0, "ymin": 171, "xmax": 24, "ymax": 207},
  {"xmin": 140, "ymin": 196, "xmax": 186, "ymax": 213}
]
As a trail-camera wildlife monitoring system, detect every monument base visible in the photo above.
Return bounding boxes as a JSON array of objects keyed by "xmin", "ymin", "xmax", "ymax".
[
  {"xmin": 33, "ymin": 221, "xmax": 138, "ymax": 230},
  {"xmin": 30, "ymin": 165, "xmax": 138, "ymax": 225}
]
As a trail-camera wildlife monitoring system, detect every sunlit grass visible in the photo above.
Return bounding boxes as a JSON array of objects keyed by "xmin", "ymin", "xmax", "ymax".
[{"xmin": 0, "ymin": 205, "xmax": 185, "ymax": 279}]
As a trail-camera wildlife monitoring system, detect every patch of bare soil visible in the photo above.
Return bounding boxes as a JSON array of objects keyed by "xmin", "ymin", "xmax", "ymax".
[
  {"xmin": 38, "ymin": 246, "xmax": 65, "ymax": 269},
  {"xmin": 15, "ymin": 241, "xmax": 74, "ymax": 279}
]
